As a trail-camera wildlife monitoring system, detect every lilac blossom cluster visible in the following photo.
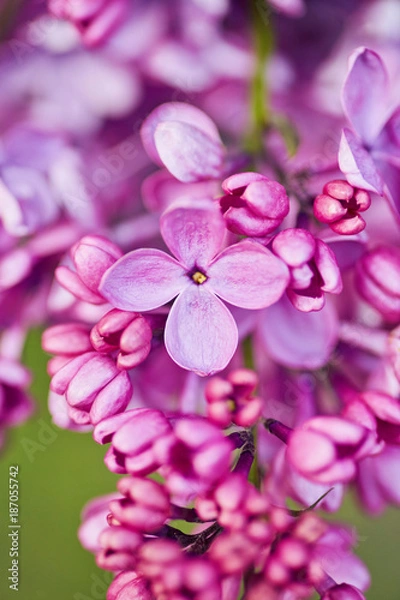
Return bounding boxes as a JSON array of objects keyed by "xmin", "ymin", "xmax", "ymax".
[{"xmin": 1, "ymin": 0, "xmax": 400, "ymax": 598}]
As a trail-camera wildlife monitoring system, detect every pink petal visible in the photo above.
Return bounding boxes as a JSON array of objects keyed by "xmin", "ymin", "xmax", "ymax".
[
  {"xmin": 342, "ymin": 47, "xmax": 389, "ymax": 145},
  {"xmin": 99, "ymin": 248, "xmax": 187, "ymax": 311},
  {"xmin": 160, "ymin": 200, "xmax": 225, "ymax": 268},
  {"xmin": 140, "ymin": 102, "xmax": 222, "ymax": 166},
  {"xmin": 154, "ymin": 121, "xmax": 224, "ymax": 182},
  {"xmin": 338, "ymin": 128, "xmax": 384, "ymax": 194},
  {"xmin": 208, "ymin": 240, "xmax": 289, "ymax": 309},
  {"xmin": 259, "ymin": 296, "xmax": 338, "ymax": 369},
  {"xmin": 314, "ymin": 240, "xmax": 343, "ymax": 294},
  {"xmin": 288, "ymin": 430, "xmax": 336, "ymax": 474},
  {"xmin": 164, "ymin": 286, "xmax": 238, "ymax": 376},
  {"xmin": 89, "ymin": 372, "xmax": 133, "ymax": 425}
]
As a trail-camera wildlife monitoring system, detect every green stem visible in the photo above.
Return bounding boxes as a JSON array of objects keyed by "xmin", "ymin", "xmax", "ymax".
[{"xmin": 245, "ymin": 0, "xmax": 274, "ymax": 155}]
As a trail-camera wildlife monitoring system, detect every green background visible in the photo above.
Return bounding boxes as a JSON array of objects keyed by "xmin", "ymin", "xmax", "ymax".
[{"xmin": 0, "ymin": 331, "xmax": 399, "ymax": 600}]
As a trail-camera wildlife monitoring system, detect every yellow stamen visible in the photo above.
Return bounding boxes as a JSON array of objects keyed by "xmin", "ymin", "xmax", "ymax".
[{"xmin": 192, "ymin": 271, "xmax": 207, "ymax": 284}]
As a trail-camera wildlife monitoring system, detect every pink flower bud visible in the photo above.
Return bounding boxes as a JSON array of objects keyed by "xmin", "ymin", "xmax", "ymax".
[
  {"xmin": 56, "ymin": 235, "xmax": 122, "ymax": 304},
  {"xmin": 205, "ymin": 368, "xmax": 262, "ymax": 427},
  {"xmin": 314, "ymin": 180, "xmax": 371, "ymax": 235},
  {"xmin": 97, "ymin": 526, "xmax": 142, "ymax": 571},
  {"xmin": 50, "ymin": 352, "xmax": 132, "ymax": 425},
  {"xmin": 42, "ymin": 323, "xmax": 92, "ymax": 356},
  {"xmin": 107, "ymin": 572, "xmax": 152, "ymax": 600},
  {"xmin": 90, "ymin": 309, "xmax": 152, "ymax": 369},
  {"xmin": 109, "ymin": 476, "xmax": 170, "ymax": 533},
  {"xmin": 272, "ymin": 229, "xmax": 342, "ymax": 312},
  {"xmin": 220, "ymin": 172, "xmax": 289, "ymax": 237},
  {"xmin": 355, "ymin": 246, "xmax": 400, "ymax": 323}
]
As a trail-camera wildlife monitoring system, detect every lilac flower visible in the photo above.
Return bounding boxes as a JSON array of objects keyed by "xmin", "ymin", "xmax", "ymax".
[
  {"xmin": 313, "ymin": 180, "xmax": 371, "ymax": 235},
  {"xmin": 109, "ymin": 476, "xmax": 170, "ymax": 533},
  {"xmin": 140, "ymin": 103, "xmax": 226, "ymax": 183},
  {"xmin": 271, "ymin": 228, "xmax": 342, "ymax": 312},
  {"xmin": 339, "ymin": 48, "xmax": 400, "ymax": 215},
  {"xmin": 219, "ymin": 172, "xmax": 289, "ymax": 237},
  {"xmin": 100, "ymin": 201, "xmax": 289, "ymax": 375}
]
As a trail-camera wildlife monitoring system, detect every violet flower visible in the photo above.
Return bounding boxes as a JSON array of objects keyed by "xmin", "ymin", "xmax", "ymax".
[
  {"xmin": 100, "ymin": 201, "xmax": 289, "ymax": 375},
  {"xmin": 339, "ymin": 47, "xmax": 400, "ymax": 216},
  {"xmin": 140, "ymin": 103, "xmax": 226, "ymax": 183}
]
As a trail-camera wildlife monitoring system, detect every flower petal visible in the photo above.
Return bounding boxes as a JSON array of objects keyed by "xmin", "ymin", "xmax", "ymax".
[
  {"xmin": 342, "ymin": 47, "xmax": 389, "ymax": 145},
  {"xmin": 160, "ymin": 200, "xmax": 225, "ymax": 269},
  {"xmin": 259, "ymin": 296, "xmax": 338, "ymax": 369},
  {"xmin": 100, "ymin": 248, "xmax": 187, "ymax": 311},
  {"xmin": 164, "ymin": 286, "xmax": 238, "ymax": 376},
  {"xmin": 338, "ymin": 128, "xmax": 384, "ymax": 194},
  {"xmin": 140, "ymin": 102, "xmax": 222, "ymax": 166},
  {"xmin": 154, "ymin": 121, "xmax": 224, "ymax": 182},
  {"xmin": 207, "ymin": 240, "xmax": 289, "ymax": 309}
]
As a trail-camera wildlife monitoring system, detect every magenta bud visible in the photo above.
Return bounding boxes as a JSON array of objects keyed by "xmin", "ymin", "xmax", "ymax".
[
  {"xmin": 96, "ymin": 526, "xmax": 142, "ymax": 571},
  {"xmin": 220, "ymin": 172, "xmax": 289, "ymax": 237},
  {"xmin": 314, "ymin": 180, "xmax": 371, "ymax": 235},
  {"xmin": 42, "ymin": 323, "xmax": 92, "ymax": 356},
  {"xmin": 91, "ymin": 309, "xmax": 152, "ymax": 369},
  {"xmin": 72, "ymin": 235, "xmax": 122, "ymax": 293}
]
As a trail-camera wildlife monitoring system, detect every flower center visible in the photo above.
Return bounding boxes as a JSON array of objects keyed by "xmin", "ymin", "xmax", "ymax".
[{"xmin": 191, "ymin": 271, "xmax": 207, "ymax": 285}]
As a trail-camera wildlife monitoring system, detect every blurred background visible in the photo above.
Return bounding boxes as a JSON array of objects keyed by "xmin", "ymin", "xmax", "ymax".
[{"xmin": 0, "ymin": 331, "xmax": 399, "ymax": 600}]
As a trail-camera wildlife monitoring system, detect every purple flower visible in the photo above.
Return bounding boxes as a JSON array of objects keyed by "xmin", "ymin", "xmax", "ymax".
[
  {"xmin": 272, "ymin": 228, "xmax": 342, "ymax": 312},
  {"xmin": 219, "ymin": 172, "xmax": 289, "ymax": 237},
  {"xmin": 140, "ymin": 103, "xmax": 226, "ymax": 183},
  {"xmin": 338, "ymin": 48, "xmax": 400, "ymax": 216},
  {"xmin": 100, "ymin": 201, "xmax": 289, "ymax": 375}
]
